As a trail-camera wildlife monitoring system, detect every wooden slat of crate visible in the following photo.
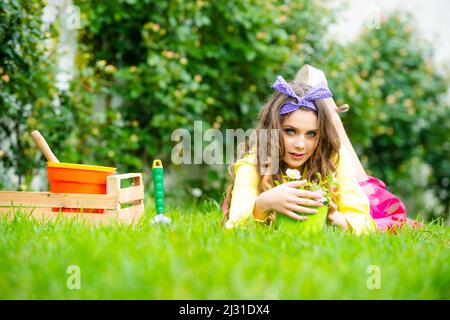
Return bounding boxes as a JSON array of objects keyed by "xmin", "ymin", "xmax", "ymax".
[
  {"xmin": 0, "ymin": 192, "xmax": 116, "ymax": 209},
  {"xmin": 111, "ymin": 203, "xmax": 145, "ymax": 224},
  {"xmin": 118, "ymin": 185, "xmax": 144, "ymax": 204},
  {"xmin": 0, "ymin": 206, "xmax": 143, "ymax": 225},
  {"xmin": 0, "ymin": 207, "xmax": 116, "ymax": 224}
]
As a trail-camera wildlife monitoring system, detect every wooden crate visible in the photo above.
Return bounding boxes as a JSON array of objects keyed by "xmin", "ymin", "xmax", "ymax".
[{"xmin": 0, "ymin": 173, "xmax": 144, "ymax": 225}]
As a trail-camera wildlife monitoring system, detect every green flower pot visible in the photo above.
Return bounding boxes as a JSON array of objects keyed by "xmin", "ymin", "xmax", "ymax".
[{"xmin": 276, "ymin": 205, "xmax": 329, "ymax": 234}]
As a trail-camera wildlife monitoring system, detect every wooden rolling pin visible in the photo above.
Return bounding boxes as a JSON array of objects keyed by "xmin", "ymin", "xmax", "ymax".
[{"xmin": 31, "ymin": 130, "xmax": 60, "ymax": 163}]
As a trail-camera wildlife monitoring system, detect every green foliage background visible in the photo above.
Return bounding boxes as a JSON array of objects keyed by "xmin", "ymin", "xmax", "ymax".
[{"xmin": 1, "ymin": 0, "xmax": 449, "ymax": 221}]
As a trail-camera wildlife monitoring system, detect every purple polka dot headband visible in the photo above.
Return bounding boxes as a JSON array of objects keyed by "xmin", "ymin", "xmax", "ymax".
[{"xmin": 271, "ymin": 75, "xmax": 333, "ymax": 115}]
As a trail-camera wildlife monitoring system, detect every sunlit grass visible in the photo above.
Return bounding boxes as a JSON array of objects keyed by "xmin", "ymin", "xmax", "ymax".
[{"xmin": 0, "ymin": 199, "xmax": 449, "ymax": 299}]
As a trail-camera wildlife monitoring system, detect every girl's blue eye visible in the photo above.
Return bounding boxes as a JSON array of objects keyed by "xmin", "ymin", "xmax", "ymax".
[
  {"xmin": 285, "ymin": 128, "xmax": 295, "ymax": 135},
  {"xmin": 284, "ymin": 128, "xmax": 317, "ymax": 137}
]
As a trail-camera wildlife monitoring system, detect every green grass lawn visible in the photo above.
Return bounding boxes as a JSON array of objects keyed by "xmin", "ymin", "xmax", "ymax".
[{"xmin": 1, "ymin": 199, "xmax": 449, "ymax": 299}]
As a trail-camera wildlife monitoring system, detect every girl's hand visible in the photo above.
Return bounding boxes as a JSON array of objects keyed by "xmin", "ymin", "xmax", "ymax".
[
  {"xmin": 255, "ymin": 180, "xmax": 324, "ymax": 221},
  {"xmin": 327, "ymin": 200, "xmax": 350, "ymax": 231}
]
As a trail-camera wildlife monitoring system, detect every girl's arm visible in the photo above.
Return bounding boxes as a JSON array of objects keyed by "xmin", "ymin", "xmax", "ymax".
[
  {"xmin": 225, "ymin": 160, "xmax": 260, "ymax": 228},
  {"xmin": 253, "ymin": 195, "xmax": 271, "ymax": 222},
  {"xmin": 327, "ymin": 201, "xmax": 350, "ymax": 231},
  {"xmin": 330, "ymin": 134, "xmax": 378, "ymax": 235}
]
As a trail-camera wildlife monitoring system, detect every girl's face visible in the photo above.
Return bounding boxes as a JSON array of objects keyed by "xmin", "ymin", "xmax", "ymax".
[{"xmin": 281, "ymin": 109, "xmax": 319, "ymax": 169}]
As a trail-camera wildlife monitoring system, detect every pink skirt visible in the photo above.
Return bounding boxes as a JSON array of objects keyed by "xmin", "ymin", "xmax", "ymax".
[{"xmin": 359, "ymin": 176, "xmax": 422, "ymax": 232}]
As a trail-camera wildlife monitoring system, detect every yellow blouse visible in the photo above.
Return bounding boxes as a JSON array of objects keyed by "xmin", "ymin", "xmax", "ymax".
[{"xmin": 225, "ymin": 146, "xmax": 377, "ymax": 235}]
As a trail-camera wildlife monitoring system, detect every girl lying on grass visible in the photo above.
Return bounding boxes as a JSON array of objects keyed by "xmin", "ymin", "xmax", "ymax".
[{"xmin": 221, "ymin": 65, "xmax": 420, "ymax": 234}]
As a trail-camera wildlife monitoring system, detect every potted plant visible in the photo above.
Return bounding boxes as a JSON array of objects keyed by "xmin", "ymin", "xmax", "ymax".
[{"xmin": 274, "ymin": 169, "xmax": 338, "ymax": 234}]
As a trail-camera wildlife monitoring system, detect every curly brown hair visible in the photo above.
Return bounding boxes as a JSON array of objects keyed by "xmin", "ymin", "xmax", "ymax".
[{"xmin": 221, "ymin": 80, "xmax": 341, "ymax": 224}]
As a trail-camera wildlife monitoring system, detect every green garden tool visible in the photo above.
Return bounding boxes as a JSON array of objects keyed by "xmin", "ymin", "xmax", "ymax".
[{"xmin": 151, "ymin": 159, "xmax": 171, "ymax": 225}]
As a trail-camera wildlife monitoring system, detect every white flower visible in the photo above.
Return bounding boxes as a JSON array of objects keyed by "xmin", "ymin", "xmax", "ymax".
[
  {"xmin": 191, "ymin": 188, "xmax": 202, "ymax": 198},
  {"xmin": 286, "ymin": 168, "xmax": 301, "ymax": 180}
]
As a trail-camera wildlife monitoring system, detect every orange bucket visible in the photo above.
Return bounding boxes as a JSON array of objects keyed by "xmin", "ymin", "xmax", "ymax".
[{"xmin": 47, "ymin": 162, "xmax": 117, "ymax": 213}]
